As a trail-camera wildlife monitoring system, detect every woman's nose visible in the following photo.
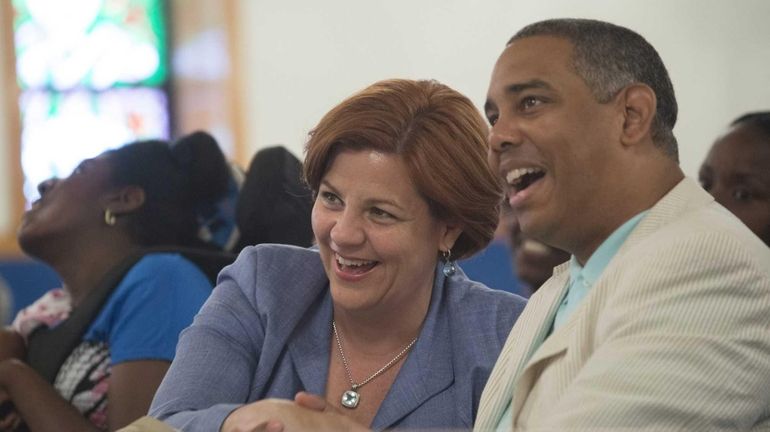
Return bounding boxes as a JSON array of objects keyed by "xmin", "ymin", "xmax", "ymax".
[{"xmin": 330, "ymin": 211, "xmax": 365, "ymax": 247}]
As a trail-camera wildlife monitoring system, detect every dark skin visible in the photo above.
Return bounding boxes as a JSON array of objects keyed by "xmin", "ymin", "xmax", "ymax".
[
  {"xmin": 699, "ymin": 122, "xmax": 770, "ymax": 246},
  {"xmin": 0, "ymin": 154, "xmax": 175, "ymax": 432},
  {"xmin": 485, "ymin": 36, "xmax": 684, "ymax": 264}
]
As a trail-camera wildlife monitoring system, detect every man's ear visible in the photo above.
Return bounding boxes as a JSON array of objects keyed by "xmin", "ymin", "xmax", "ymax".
[
  {"xmin": 618, "ymin": 83, "xmax": 656, "ymax": 147},
  {"xmin": 103, "ymin": 186, "xmax": 145, "ymax": 215}
]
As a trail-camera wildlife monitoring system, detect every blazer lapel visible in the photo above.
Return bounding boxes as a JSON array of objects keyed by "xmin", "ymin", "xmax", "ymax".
[
  {"xmin": 509, "ymin": 310, "xmax": 576, "ymax": 422},
  {"xmin": 371, "ymin": 267, "xmax": 454, "ymax": 430},
  {"xmin": 474, "ymin": 265, "xmax": 570, "ymax": 431},
  {"xmin": 370, "ymin": 316, "xmax": 453, "ymax": 430},
  {"xmin": 286, "ymin": 284, "xmax": 333, "ymax": 396},
  {"xmin": 621, "ymin": 178, "xmax": 713, "ymax": 255}
]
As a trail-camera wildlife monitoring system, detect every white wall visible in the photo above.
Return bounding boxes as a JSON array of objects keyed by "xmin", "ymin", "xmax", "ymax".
[
  {"xmin": 2, "ymin": 0, "xmax": 769, "ymax": 233},
  {"xmin": 236, "ymin": 0, "xmax": 770, "ymax": 177}
]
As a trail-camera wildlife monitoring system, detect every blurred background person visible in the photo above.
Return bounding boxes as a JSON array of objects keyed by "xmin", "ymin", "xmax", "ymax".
[
  {"xmin": 234, "ymin": 145, "xmax": 314, "ymax": 251},
  {"xmin": 0, "ymin": 131, "xmax": 232, "ymax": 431},
  {"xmin": 500, "ymin": 203, "xmax": 569, "ymax": 296},
  {"xmin": 699, "ymin": 112, "xmax": 770, "ymax": 246},
  {"xmin": 459, "ymin": 205, "xmax": 524, "ymax": 297}
]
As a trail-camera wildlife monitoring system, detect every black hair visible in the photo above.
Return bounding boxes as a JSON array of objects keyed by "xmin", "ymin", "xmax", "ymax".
[
  {"xmin": 731, "ymin": 111, "xmax": 770, "ymax": 140},
  {"xmin": 509, "ymin": 18, "xmax": 679, "ymax": 160},
  {"xmin": 235, "ymin": 146, "xmax": 314, "ymax": 250},
  {"xmin": 106, "ymin": 131, "xmax": 230, "ymax": 248}
]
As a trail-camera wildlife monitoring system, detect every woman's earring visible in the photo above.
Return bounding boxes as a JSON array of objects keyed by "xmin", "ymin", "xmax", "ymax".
[
  {"xmin": 104, "ymin": 209, "xmax": 116, "ymax": 226},
  {"xmin": 442, "ymin": 249, "xmax": 456, "ymax": 277}
]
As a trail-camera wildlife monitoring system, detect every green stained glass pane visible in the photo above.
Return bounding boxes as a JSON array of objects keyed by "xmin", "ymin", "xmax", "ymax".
[{"xmin": 12, "ymin": 0, "xmax": 168, "ymax": 90}]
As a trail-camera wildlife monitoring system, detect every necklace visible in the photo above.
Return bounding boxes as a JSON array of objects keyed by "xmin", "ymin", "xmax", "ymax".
[{"xmin": 332, "ymin": 320, "xmax": 418, "ymax": 409}]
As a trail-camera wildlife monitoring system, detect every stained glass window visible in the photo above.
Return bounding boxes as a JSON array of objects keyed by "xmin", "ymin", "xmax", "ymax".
[{"xmin": 12, "ymin": 0, "xmax": 170, "ymax": 204}]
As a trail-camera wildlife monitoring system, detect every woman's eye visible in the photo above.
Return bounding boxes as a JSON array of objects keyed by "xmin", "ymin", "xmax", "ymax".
[
  {"xmin": 320, "ymin": 191, "xmax": 341, "ymax": 205},
  {"xmin": 370, "ymin": 207, "xmax": 394, "ymax": 219}
]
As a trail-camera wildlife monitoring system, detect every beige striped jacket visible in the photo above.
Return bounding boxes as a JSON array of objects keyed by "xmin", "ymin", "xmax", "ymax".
[{"xmin": 475, "ymin": 178, "xmax": 770, "ymax": 431}]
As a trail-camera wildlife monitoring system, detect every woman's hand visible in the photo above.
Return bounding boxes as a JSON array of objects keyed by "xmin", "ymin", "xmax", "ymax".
[{"xmin": 221, "ymin": 397, "xmax": 369, "ymax": 432}]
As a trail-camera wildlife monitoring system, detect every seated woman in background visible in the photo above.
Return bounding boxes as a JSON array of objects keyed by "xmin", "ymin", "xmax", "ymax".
[
  {"xmin": 234, "ymin": 145, "xmax": 314, "ymax": 250},
  {"xmin": 0, "ymin": 131, "xmax": 232, "ymax": 431},
  {"xmin": 149, "ymin": 79, "xmax": 527, "ymax": 431},
  {"xmin": 699, "ymin": 112, "xmax": 770, "ymax": 246}
]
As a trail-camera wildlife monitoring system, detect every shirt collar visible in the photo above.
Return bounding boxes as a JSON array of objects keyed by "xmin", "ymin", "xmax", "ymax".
[{"xmin": 568, "ymin": 210, "xmax": 649, "ymax": 287}]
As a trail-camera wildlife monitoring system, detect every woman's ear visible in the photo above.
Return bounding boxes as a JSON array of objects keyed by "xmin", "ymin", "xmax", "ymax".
[
  {"xmin": 439, "ymin": 223, "xmax": 463, "ymax": 254},
  {"xmin": 618, "ymin": 83, "xmax": 656, "ymax": 147},
  {"xmin": 103, "ymin": 186, "xmax": 145, "ymax": 215}
]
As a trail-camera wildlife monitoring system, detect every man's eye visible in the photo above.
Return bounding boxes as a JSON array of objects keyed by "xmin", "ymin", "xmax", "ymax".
[
  {"xmin": 487, "ymin": 113, "xmax": 498, "ymax": 126},
  {"xmin": 698, "ymin": 176, "xmax": 712, "ymax": 191},
  {"xmin": 733, "ymin": 188, "xmax": 752, "ymax": 201},
  {"xmin": 520, "ymin": 96, "xmax": 541, "ymax": 111}
]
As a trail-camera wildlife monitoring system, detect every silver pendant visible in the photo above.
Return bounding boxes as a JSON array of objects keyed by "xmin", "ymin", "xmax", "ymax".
[{"xmin": 341, "ymin": 389, "xmax": 360, "ymax": 408}]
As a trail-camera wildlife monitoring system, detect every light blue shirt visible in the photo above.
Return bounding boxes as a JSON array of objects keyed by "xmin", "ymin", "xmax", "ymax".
[
  {"xmin": 552, "ymin": 211, "xmax": 647, "ymax": 330},
  {"xmin": 494, "ymin": 210, "xmax": 647, "ymax": 432}
]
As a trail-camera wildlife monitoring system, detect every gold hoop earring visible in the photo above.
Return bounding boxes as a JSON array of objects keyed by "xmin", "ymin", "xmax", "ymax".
[{"xmin": 104, "ymin": 209, "xmax": 116, "ymax": 226}]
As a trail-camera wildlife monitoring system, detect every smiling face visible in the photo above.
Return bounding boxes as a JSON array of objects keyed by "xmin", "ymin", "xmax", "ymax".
[
  {"xmin": 699, "ymin": 123, "xmax": 770, "ymax": 246},
  {"xmin": 485, "ymin": 36, "xmax": 626, "ymax": 256},
  {"xmin": 18, "ymin": 154, "xmax": 115, "ymax": 258},
  {"xmin": 312, "ymin": 148, "xmax": 456, "ymax": 317}
]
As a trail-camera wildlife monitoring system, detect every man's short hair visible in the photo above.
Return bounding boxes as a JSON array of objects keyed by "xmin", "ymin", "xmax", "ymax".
[
  {"xmin": 509, "ymin": 18, "xmax": 679, "ymax": 160},
  {"xmin": 731, "ymin": 111, "xmax": 770, "ymax": 142}
]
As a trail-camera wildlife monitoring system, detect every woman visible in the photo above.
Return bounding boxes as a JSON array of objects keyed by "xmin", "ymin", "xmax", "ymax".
[
  {"xmin": 234, "ymin": 145, "xmax": 314, "ymax": 250},
  {"xmin": 0, "ymin": 132, "xmax": 232, "ymax": 431},
  {"xmin": 699, "ymin": 112, "xmax": 770, "ymax": 246},
  {"xmin": 149, "ymin": 79, "xmax": 527, "ymax": 431}
]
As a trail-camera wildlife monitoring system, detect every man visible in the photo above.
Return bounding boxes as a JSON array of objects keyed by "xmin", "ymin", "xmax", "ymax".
[
  {"xmin": 699, "ymin": 111, "xmax": 770, "ymax": 247},
  {"xmin": 476, "ymin": 18, "xmax": 770, "ymax": 431}
]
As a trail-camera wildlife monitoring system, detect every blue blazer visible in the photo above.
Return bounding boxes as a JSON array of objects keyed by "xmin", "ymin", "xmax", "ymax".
[{"xmin": 150, "ymin": 244, "xmax": 526, "ymax": 431}]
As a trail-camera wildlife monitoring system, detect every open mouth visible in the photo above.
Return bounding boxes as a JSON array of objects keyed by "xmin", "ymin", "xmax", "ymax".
[
  {"xmin": 335, "ymin": 253, "xmax": 378, "ymax": 275},
  {"xmin": 506, "ymin": 167, "xmax": 546, "ymax": 193}
]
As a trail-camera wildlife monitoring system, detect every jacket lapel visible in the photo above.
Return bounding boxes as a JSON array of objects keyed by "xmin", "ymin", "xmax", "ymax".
[
  {"xmin": 371, "ymin": 266, "xmax": 454, "ymax": 430},
  {"xmin": 286, "ymin": 282, "xmax": 333, "ymax": 396},
  {"xmin": 620, "ymin": 178, "xmax": 712, "ymax": 255},
  {"xmin": 370, "ymin": 311, "xmax": 453, "ymax": 430},
  {"xmin": 474, "ymin": 265, "xmax": 570, "ymax": 431},
  {"xmin": 509, "ymin": 308, "xmax": 576, "ymax": 422},
  {"xmin": 506, "ymin": 178, "xmax": 711, "ymax": 426}
]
